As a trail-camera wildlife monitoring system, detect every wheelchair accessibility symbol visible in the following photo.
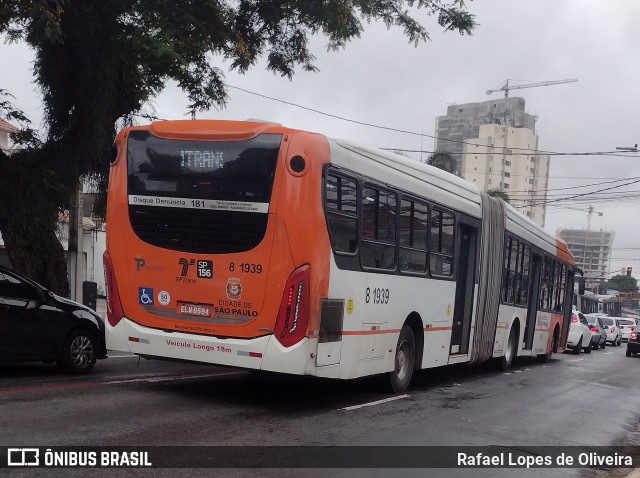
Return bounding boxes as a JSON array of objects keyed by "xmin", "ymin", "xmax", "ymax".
[{"xmin": 138, "ymin": 287, "xmax": 154, "ymax": 306}]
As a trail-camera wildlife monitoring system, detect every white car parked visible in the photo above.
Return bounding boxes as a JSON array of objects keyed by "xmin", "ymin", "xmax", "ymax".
[
  {"xmin": 616, "ymin": 318, "xmax": 636, "ymax": 342},
  {"xmin": 598, "ymin": 316, "xmax": 623, "ymax": 346},
  {"xmin": 567, "ymin": 311, "xmax": 595, "ymax": 354}
]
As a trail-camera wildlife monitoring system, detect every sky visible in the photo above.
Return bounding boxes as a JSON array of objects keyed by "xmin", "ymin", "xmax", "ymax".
[{"xmin": 2, "ymin": 0, "xmax": 640, "ymax": 281}]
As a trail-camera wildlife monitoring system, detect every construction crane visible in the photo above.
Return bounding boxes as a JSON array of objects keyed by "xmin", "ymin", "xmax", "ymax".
[{"xmin": 486, "ymin": 78, "xmax": 578, "ymax": 97}]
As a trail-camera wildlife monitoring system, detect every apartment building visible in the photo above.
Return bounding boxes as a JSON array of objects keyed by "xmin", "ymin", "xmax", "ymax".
[{"xmin": 435, "ymin": 97, "xmax": 550, "ymax": 226}]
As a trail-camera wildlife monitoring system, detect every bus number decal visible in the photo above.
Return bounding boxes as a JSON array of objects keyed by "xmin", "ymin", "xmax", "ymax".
[
  {"xmin": 241, "ymin": 263, "xmax": 262, "ymax": 274},
  {"xmin": 365, "ymin": 287, "xmax": 390, "ymax": 305},
  {"xmin": 229, "ymin": 262, "xmax": 262, "ymax": 274}
]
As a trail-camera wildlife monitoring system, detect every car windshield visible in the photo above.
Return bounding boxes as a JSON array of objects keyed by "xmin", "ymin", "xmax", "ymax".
[{"xmin": 600, "ymin": 317, "xmax": 614, "ymax": 326}]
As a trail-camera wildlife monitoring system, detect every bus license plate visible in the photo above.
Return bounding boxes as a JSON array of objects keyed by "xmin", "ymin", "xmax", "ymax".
[{"xmin": 177, "ymin": 301, "xmax": 212, "ymax": 318}]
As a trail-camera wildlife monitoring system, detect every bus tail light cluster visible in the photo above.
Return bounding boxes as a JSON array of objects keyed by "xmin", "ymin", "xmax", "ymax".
[
  {"xmin": 103, "ymin": 251, "xmax": 125, "ymax": 327},
  {"xmin": 274, "ymin": 265, "xmax": 310, "ymax": 347}
]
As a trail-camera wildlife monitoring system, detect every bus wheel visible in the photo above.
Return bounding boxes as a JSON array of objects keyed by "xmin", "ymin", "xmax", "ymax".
[
  {"xmin": 500, "ymin": 327, "xmax": 517, "ymax": 371},
  {"xmin": 537, "ymin": 329, "xmax": 556, "ymax": 363},
  {"xmin": 389, "ymin": 326, "xmax": 415, "ymax": 394}
]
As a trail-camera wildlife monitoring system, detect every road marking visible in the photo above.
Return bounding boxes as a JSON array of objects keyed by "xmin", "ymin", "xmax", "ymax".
[
  {"xmin": 603, "ymin": 352, "xmax": 613, "ymax": 355},
  {"xmin": 107, "ymin": 354, "xmax": 138, "ymax": 359},
  {"xmin": 0, "ymin": 371, "xmax": 244, "ymax": 395},
  {"xmin": 505, "ymin": 368, "xmax": 531, "ymax": 375},
  {"xmin": 569, "ymin": 358, "xmax": 584, "ymax": 362},
  {"xmin": 337, "ymin": 394, "xmax": 409, "ymax": 411}
]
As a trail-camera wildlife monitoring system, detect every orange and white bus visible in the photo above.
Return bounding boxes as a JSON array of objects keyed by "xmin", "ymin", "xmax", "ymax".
[{"xmin": 104, "ymin": 120, "xmax": 575, "ymax": 392}]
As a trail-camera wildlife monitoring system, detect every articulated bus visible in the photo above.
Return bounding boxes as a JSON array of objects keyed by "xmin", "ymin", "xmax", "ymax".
[
  {"xmin": 598, "ymin": 295, "xmax": 622, "ymax": 316},
  {"xmin": 104, "ymin": 120, "xmax": 576, "ymax": 393},
  {"xmin": 574, "ymin": 290, "xmax": 599, "ymax": 315}
]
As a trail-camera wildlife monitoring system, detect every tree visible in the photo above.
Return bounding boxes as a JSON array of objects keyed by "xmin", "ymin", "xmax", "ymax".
[
  {"xmin": 486, "ymin": 188, "xmax": 510, "ymax": 204},
  {"xmin": 603, "ymin": 275, "xmax": 638, "ymax": 293},
  {"xmin": 392, "ymin": 150, "xmax": 410, "ymax": 158},
  {"xmin": 0, "ymin": 1, "xmax": 476, "ymax": 294},
  {"xmin": 425, "ymin": 151, "xmax": 457, "ymax": 174}
]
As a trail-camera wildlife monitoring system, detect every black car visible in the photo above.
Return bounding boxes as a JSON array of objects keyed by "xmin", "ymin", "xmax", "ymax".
[
  {"xmin": 627, "ymin": 330, "xmax": 640, "ymax": 357},
  {"xmin": 0, "ymin": 266, "xmax": 107, "ymax": 373}
]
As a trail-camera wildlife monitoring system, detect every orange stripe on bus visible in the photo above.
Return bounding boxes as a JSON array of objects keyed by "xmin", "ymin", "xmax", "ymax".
[
  {"xmin": 341, "ymin": 329, "xmax": 402, "ymax": 336},
  {"xmin": 309, "ymin": 326, "xmax": 453, "ymax": 338}
]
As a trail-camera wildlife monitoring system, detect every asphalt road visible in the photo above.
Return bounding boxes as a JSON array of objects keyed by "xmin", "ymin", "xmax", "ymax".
[{"xmin": 1, "ymin": 344, "xmax": 639, "ymax": 478}]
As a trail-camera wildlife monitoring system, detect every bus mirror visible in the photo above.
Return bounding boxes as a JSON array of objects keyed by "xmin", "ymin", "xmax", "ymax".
[{"xmin": 578, "ymin": 277, "xmax": 585, "ymax": 296}]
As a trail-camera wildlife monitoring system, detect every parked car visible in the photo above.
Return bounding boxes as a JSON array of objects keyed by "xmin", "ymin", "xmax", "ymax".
[
  {"xmin": 584, "ymin": 314, "xmax": 607, "ymax": 349},
  {"xmin": 616, "ymin": 318, "xmax": 636, "ymax": 341},
  {"xmin": 597, "ymin": 316, "xmax": 622, "ymax": 346},
  {"xmin": 626, "ymin": 330, "xmax": 640, "ymax": 357},
  {"xmin": 0, "ymin": 266, "xmax": 107, "ymax": 373},
  {"xmin": 567, "ymin": 310, "xmax": 595, "ymax": 354}
]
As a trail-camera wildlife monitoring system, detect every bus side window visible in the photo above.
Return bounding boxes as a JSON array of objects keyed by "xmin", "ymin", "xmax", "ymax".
[
  {"xmin": 516, "ymin": 243, "xmax": 530, "ymax": 306},
  {"xmin": 429, "ymin": 209, "xmax": 454, "ymax": 277},
  {"xmin": 325, "ymin": 174, "xmax": 358, "ymax": 254},
  {"xmin": 360, "ymin": 186, "xmax": 397, "ymax": 270},
  {"xmin": 539, "ymin": 256, "xmax": 549, "ymax": 311},
  {"xmin": 399, "ymin": 199, "xmax": 428, "ymax": 274}
]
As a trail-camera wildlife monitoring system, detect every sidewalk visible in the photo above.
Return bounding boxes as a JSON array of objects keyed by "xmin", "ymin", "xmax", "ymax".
[{"xmin": 96, "ymin": 297, "xmax": 106, "ymax": 320}]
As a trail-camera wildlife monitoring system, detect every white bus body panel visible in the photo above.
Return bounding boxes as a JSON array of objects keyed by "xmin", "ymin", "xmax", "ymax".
[
  {"xmin": 314, "ymin": 254, "xmax": 457, "ymax": 379},
  {"xmin": 106, "ymin": 317, "xmax": 311, "ymax": 374}
]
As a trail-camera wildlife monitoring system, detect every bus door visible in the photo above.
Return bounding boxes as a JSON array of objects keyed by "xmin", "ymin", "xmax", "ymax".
[
  {"xmin": 450, "ymin": 221, "xmax": 478, "ymax": 355},
  {"xmin": 524, "ymin": 252, "xmax": 542, "ymax": 349}
]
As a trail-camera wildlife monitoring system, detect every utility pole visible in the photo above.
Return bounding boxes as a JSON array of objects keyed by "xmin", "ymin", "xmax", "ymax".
[{"xmin": 67, "ymin": 179, "xmax": 84, "ymax": 302}]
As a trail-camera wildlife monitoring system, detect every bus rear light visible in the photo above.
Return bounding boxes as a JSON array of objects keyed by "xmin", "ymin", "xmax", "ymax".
[
  {"xmin": 103, "ymin": 251, "xmax": 125, "ymax": 327},
  {"xmin": 274, "ymin": 265, "xmax": 310, "ymax": 347}
]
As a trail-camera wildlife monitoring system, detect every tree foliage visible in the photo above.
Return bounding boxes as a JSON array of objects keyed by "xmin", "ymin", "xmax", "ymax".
[
  {"xmin": 603, "ymin": 275, "xmax": 638, "ymax": 293},
  {"xmin": 425, "ymin": 151, "xmax": 457, "ymax": 174},
  {"xmin": 486, "ymin": 188, "xmax": 510, "ymax": 204},
  {"xmin": 0, "ymin": 0, "xmax": 476, "ymax": 293}
]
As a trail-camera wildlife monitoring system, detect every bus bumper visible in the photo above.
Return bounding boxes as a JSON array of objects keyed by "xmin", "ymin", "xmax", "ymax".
[{"xmin": 106, "ymin": 318, "xmax": 309, "ymax": 374}]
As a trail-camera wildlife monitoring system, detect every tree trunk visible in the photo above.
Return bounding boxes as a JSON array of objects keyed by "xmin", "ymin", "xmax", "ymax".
[
  {"xmin": 0, "ymin": 219, "xmax": 69, "ymax": 296},
  {"xmin": 0, "ymin": 151, "xmax": 70, "ymax": 296}
]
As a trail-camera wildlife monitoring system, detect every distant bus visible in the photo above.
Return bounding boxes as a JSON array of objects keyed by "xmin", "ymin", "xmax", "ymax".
[
  {"xmin": 574, "ymin": 290, "xmax": 599, "ymax": 314},
  {"xmin": 598, "ymin": 295, "xmax": 621, "ymax": 316},
  {"xmin": 104, "ymin": 120, "xmax": 576, "ymax": 393}
]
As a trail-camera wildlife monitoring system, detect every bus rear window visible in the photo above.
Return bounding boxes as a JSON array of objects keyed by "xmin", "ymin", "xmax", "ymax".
[
  {"xmin": 126, "ymin": 130, "xmax": 282, "ymax": 254},
  {"xmin": 127, "ymin": 130, "xmax": 282, "ymax": 204}
]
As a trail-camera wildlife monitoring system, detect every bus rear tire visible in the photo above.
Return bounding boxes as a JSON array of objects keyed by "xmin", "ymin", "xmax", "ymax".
[
  {"xmin": 499, "ymin": 327, "xmax": 517, "ymax": 371},
  {"xmin": 389, "ymin": 326, "xmax": 415, "ymax": 394}
]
